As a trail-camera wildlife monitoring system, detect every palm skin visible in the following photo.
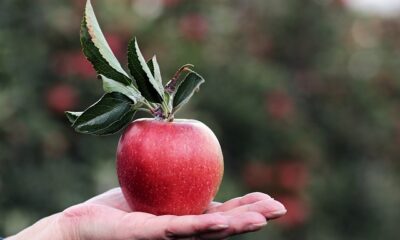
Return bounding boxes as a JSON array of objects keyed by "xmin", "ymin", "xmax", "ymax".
[{"xmin": 7, "ymin": 188, "xmax": 286, "ymax": 240}]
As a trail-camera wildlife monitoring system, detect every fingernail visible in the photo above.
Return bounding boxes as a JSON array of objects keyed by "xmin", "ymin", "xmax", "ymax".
[
  {"xmin": 267, "ymin": 208, "xmax": 287, "ymax": 220},
  {"xmin": 253, "ymin": 222, "xmax": 267, "ymax": 227},
  {"xmin": 208, "ymin": 224, "xmax": 229, "ymax": 231},
  {"xmin": 271, "ymin": 208, "xmax": 287, "ymax": 215},
  {"xmin": 273, "ymin": 200, "xmax": 285, "ymax": 209},
  {"xmin": 244, "ymin": 222, "xmax": 267, "ymax": 231},
  {"xmin": 271, "ymin": 201, "xmax": 287, "ymax": 212}
]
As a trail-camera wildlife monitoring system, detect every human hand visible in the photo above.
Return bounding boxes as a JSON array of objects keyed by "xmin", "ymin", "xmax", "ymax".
[{"xmin": 8, "ymin": 188, "xmax": 286, "ymax": 240}]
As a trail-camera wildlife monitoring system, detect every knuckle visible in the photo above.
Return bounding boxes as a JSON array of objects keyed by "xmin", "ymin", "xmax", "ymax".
[
  {"xmin": 163, "ymin": 216, "xmax": 197, "ymax": 239},
  {"xmin": 164, "ymin": 217, "xmax": 178, "ymax": 237},
  {"xmin": 163, "ymin": 230, "xmax": 176, "ymax": 240}
]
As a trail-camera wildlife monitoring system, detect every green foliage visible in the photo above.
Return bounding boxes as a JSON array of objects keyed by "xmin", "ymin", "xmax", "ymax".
[
  {"xmin": 65, "ymin": 111, "xmax": 82, "ymax": 124},
  {"xmin": 71, "ymin": 1, "xmax": 206, "ymax": 134},
  {"xmin": 81, "ymin": 0, "xmax": 131, "ymax": 85},
  {"xmin": 70, "ymin": 92, "xmax": 136, "ymax": 135},
  {"xmin": 127, "ymin": 38, "xmax": 164, "ymax": 103},
  {"xmin": 101, "ymin": 75, "xmax": 142, "ymax": 103},
  {"xmin": 173, "ymin": 71, "xmax": 205, "ymax": 112}
]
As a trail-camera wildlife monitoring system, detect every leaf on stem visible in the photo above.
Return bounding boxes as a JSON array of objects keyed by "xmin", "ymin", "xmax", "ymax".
[
  {"xmin": 147, "ymin": 55, "xmax": 162, "ymax": 84},
  {"xmin": 128, "ymin": 38, "xmax": 164, "ymax": 103},
  {"xmin": 100, "ymin": 74, "xmax": 142, "ymax": 103},
  {"xmin": 65, "ymin": 111, "xmax": 83, "ymax": 124},
  {"xmin": 72, "ymin": 92, "xmax": 136, "ymax": 135},
  {"xmin": 81, "ymin": 0, "xmax": 131, "ymax": 85},
  {"xmin": 172, "ymin": 70, "xmax": 205, "ymax": 112},
  {"xmin": 147, "ymin": 57, "xmax": 154, "ymax": 76}
]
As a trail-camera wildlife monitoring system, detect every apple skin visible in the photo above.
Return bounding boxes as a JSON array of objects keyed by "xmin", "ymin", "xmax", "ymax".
[{"xmin": 116, "ymin": 118, "xmax": 224, "ymax": 215}]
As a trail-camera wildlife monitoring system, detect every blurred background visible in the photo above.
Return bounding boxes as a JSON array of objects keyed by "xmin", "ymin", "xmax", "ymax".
[{"xmin": 1, "ymin": 0, "xmax": 400, "ymax": 239}]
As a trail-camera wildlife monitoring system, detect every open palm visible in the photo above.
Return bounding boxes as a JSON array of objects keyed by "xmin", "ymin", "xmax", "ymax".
[{"xmin": 59, "ymin": 188, "xmax": 286, "ymax": 240}]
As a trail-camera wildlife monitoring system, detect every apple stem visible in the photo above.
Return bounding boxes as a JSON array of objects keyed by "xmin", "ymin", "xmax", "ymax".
[
  {"xmin": 151, "ymin": 106, "xmax": 164, "ymax": 120},
  {"xmin": 141, "ymin": 64, "xmax": 196, "ymax": 122},
  {"xmin": 159, "ymin": 64, "xmax": 194, "ymax": 122},
  {"xmin": 160, "ymin": 101, "xmax": 170, "ymax": 118},
  {"xmin": 167, "ymin": 116, "xmax": 174, "ymax": 122}
]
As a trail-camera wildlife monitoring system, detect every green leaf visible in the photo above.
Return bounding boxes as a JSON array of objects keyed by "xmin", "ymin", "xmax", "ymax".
[
  {"xmin": 173, "ymin": 71, "xmax": 205, "ymax": 111},
  {"xmin": 147, "ymin": 57, "xmax": 154, "ymax": 75},
  {"xmin": 146, "ymin": 56, "xmax": 162, "ymax": 85},
  {"xmin": 149, "ymin": 55, "xmax": 162, "ymax": 84},
  {"xmin": 65, "ymin": 111, "xmax": 83, "ymax": 124},
  {"xmin": 72, "ymin": 92, "xmax": 135, "ymax": 135},
  {"xmin": 128, "ymin": 38, "xmax": 163, "ymax": 103},
  {"xmin": 81, "ymin": 0, "xmax": 131, "ymax": 85},
  {"xmin": 100, "ymin": 74, "xmax": 142, "ymax": 103}
]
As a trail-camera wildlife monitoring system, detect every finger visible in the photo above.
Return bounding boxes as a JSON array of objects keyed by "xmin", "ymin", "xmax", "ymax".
[
  {"xmin": 85, "ymin": 188, "xmax": 132, "ymax": 212},
  {"xmin": 129, "ymin": 213, "xmax": 230, "ymax": 239},
  {"xmin": 206, "ymin": 201, "xmax": 222, "ymax": 211},
  {"xmin": 222, "ymin": 199, "xmax": 287, "ymax": 220},
  {"xmin": 199, "ymin": 211, "xmax": 267, "ymax": 239},
  {"xmin": 206, "ymin": 192, "xmax": 272, "ymax": 213}
]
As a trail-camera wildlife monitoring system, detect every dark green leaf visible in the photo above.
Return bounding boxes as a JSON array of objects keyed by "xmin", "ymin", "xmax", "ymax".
[
  {"xmin": 72, "ymin": 92, "xmax": 135, "ymax": 135},
  {"xmin": 92, "ymin": 109, "xmax": 135, "ymax": 135},
  {"xmin": 146, "ymin": 56, "xmax": 162, "ymax": 85},
  {"xmin": 147, "ymin": 57, "xmax": 154, "ymax": 75},
  {"xmin": 128, "ymin": 38, "xmax": 163, "ymax": 103},
  {"xmin": 81, "ymin": 0, "xmax": 131, "ymax": 85},
  {"xmin": 173, "ymin": 71, "xmax": 205, "ymax": 111},
  {"xmin": 100, "ymin": 74, "xmax": 142, "ymax": 103},
  {"xmin": 65, "ymin": 111, "xmax": 82, "ymax": 124},
  {"xmin": 150, "ymin": 56, "xmax": 162, "ymax": 84}
]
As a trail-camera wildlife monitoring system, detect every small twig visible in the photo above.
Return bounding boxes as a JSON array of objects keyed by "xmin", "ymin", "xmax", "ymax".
[{"xmin": 165, "ymin": 64, "xmax": 194, "ymax": 93}]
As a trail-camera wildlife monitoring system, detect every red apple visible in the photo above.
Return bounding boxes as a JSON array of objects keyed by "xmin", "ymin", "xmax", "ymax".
[
  {"xmin": 105, "ymin": 33, "xmax": 125, "ymax": 59},
  {"xmin": 275, "ymin": 196, "xmax": 308, "ymax": 227},
  {"xmin": 277, "ymin": 161, "xmax": 308, "ymax": 192},
  {"xmin": 243, "ymin": 162, "xmax": 273, "ymax": 189},
  {"xmin": 179, "ymin": 14, "xmax": 208, "ymax": 42},
  {"xmin": 116, "ymin": 118, "xmax": 224, "ymax": 215},
  {"xmin": 46, "ymin": 84, "xmax": 78, "ymax": 114},
  {"xmin": 265, "ymin": 90, "xmax": 294, "ymax": 120},
  {"xmin": 53, "ymin": 51, "xmax": 95, "ymax": 79},
  {"xmin": 162, "ymin": 0, "xmax": 181, "ymax": 7}
]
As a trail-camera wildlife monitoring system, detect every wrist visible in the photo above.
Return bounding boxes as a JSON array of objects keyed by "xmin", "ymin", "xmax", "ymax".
[{"xmin": 6, "ymin": 213, "xmax": 71, "ymax": 240}]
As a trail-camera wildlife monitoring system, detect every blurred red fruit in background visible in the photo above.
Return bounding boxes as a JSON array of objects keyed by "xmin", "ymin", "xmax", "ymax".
[
  {"xmin": 72, "ymin": 0, "xmax": 85, "ymax": 10},
  {"xmin": 243, "ymin": 162, "xmax": 273, "ymax": 189},
  {"xmin": 163, "ymin": 0, "xmax": 181, "ymax": 7},
  {"xmin": 294, "ymin": 70, "xmax": 323, "ymax": 94},
  {"xmin": 53, "ymin": 51, "xmax": 95, "ymax": 79},
  {"xmin": 277, "ymin": 161, "xmax": 309, "ymax": 191},
  {"xmin": 179, "ymin": 14, "xmax": 208, "ymax": 42},
  {"xmin": 46, "ymin": 84, "xmax": 78, "ymax": 114},
  {"xmin": 333, "ymin": 0, "xmax": 346, "ymax": 7},
  {"xmin": 53, "ymin": 34, "xmax": 124, "ymax": 79},
  {"xmin": 105, "ymin": 33, "xmax": 125, "ymax": 59},
  {"xmin": 265, "ymin": 90, "xmax": 294, "ymax": 120},
  {"xmin": 247, "ymin": 35, "xmax": 273, "ymax": 59},
  {"xmin": 275, "ymin": 196, "xmax": 308, "ymax": 228}
]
